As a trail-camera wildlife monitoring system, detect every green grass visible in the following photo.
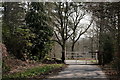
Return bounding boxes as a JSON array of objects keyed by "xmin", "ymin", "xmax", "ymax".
[
  {"xmin": 2, "ymin": 64, "xmax": 64, "ymax": 79},
  {"xmin": 78, "ymin": 60, "xmax": 97, "ymax": 62}
]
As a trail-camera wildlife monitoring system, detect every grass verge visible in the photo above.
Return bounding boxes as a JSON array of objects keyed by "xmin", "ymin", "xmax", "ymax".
[{"xmin": 2, "ymin": 64, "xmax": 65, "ymax": 79}]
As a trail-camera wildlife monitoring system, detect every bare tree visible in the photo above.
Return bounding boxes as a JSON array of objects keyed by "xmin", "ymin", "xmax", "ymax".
[
  {"xmin": 69, "ymin": 5, "xmax": 93, "ymax": 58},
  {"xmin": 50, "ymin": 2, "xmax": 74, "ymax": 63},
  {"xmin": 49, "ymin": 2, "xmax": 93, "ymax": 62}
]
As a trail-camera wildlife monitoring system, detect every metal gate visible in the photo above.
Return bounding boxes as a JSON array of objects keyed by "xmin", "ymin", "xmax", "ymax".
[{"xmin": 65, "ymin": 51, "xmax": 98, "ymax": 64}]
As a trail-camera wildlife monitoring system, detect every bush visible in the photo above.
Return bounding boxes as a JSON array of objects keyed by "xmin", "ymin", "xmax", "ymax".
[
  {"xmin": 42, "ymin": 56, "xmax": 62, "ymax": 64},
  {"xmin": 2, "ymin": 60, "xmax": 10, "ymax": 74},
  {"xmin": 102, "ymin": 34, "xmax": 114, "ymax": 65},
  {"xmin": 112, "ymin": 57, "xmax": 120, "ymax": 72}
]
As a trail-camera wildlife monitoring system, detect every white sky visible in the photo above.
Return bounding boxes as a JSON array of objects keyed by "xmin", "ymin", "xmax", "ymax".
[{"xmin": 79, "ymin": 14, "xmax": 95, "ymax": 39}]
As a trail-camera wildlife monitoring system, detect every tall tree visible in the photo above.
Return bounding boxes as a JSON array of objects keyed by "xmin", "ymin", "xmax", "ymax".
[
  {"xmin": 25, "ymin": 2, "xmax": 53, "ymax": 60},
  {"xmin": 70, "ymin": 13, "xmax": 93, "ymax": 56},
  {"xmin": 2, "ymin": 2, "xmax": 27, "ymax": 59},
  {"xmin": 64, "ymin": 3, "xmax": 93, "ymax": 58},
  {"xmin": 50, "ymin": 2, "xmax": 74, "ymax": 63},
  {"xmin": 87, "ymin": 2, "xmax": 120, "ymax": 65}
]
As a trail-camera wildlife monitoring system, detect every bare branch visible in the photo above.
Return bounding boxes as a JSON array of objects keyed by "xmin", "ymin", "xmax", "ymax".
[
  {"xmin": 74, "ymin": 19, "xmax": 93, "ymax": 43},
  {"xmin": 51, "ymin": 39, "xmax": 62, "ymax": 46},
  {"xmin": 66, "ymin": 32, "xmax": 73, "ymax": 40},
  {"xmin": 53, "ymin": 30, "xmax": 62, "ymax": 45},
  {"xmin": 52, "ymin": 14, "xmax": 61, "ymax": 24}
]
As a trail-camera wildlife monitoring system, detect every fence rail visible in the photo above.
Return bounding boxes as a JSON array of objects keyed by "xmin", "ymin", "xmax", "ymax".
[{"xmin": 65, "ymin": 51, "xmax": 98, "ymax": 60}]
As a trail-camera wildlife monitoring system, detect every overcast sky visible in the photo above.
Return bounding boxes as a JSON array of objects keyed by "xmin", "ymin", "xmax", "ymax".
[{"xmin": 0, "ymin": 0, "xmax": 120, "ymax": 2}]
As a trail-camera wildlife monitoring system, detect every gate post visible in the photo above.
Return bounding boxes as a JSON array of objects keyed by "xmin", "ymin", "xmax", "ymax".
[
  {"xmin": 65, "ymin": 47, "xmax": 66, "ymax": 61},
  {"xmin": 95, "ymin": 52, "xmax": 98, "ymax": 64},
  {"xmin": 97, "ymin": 51, "xmax": 102, "ymax": 65}
]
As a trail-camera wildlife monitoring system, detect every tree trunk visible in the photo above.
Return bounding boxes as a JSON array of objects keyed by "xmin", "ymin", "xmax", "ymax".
[
  {"xmin": 71, "ymin": 42, "xmax": 75, "ymax": 59},
  {"xmin": 61, "ymin": 43, "xmax": 66, "ymax": 63},
  {"xmin": 99, "ymin": 15, "xmax": 104, "ymax": 65},
  {"xmin": 117, "ymin": 6, "xmax": 120, "ymax": 58},
  {"xmin": 90, "ymin": 38, "xmax": 94, "ymax": 58}
]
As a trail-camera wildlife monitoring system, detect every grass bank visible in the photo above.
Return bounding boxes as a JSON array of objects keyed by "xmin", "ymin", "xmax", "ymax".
[{"xmin": 3, "ymin": 64, "xmax": 65, "ymax": 79}]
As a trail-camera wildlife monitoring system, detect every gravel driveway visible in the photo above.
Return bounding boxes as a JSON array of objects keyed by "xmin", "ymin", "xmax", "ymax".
[{"xmin": 47, "ymin": 60, "xmax": 108, "ymax": 80}]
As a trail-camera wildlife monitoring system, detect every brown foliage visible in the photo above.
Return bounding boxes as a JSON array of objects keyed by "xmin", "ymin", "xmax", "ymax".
[{"xmin": 0, "ymin": 43, "xmax": 9, "ymax": 57}]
